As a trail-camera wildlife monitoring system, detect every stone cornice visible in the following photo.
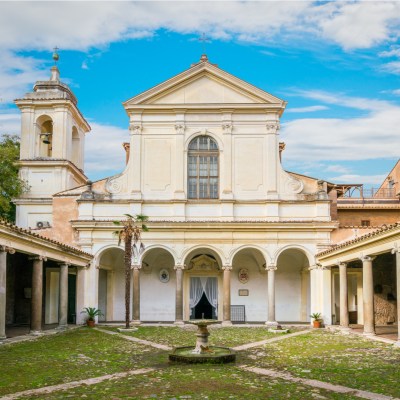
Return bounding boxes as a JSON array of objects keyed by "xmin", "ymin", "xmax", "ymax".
[{"xmin": 0, "ymin": 220, "xmax": 92, "ymax": 266}]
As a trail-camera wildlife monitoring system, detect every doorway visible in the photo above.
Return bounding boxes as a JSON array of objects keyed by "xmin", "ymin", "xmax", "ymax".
[{"xmin": 189, "ymin": 277, "xmax": 217, "ymax": 320}]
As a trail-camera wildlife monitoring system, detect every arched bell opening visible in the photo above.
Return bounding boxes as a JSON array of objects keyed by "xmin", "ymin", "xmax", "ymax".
[{"xmin": 36, "ymin": 116, "xmax": 53, "ymax": 157}]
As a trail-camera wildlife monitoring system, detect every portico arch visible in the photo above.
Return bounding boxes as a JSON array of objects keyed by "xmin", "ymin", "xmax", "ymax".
[
  {"xmin": 275, "ymin": 247, "xmax": 311, "ymax": 322},
  {"xmin": 141, "ymin": 247, "xmax": 176, "ymax": 322},
  {"xmin": 183, "ymin": 246, "xmax": 225, "ymax": 321},
  {"xmin": 231, "ymin": 246, "xmax": 268, "ymax": 322},
  {"xmin": 96, "ymin": 246, "xmax": 124, "ymax": 322}
]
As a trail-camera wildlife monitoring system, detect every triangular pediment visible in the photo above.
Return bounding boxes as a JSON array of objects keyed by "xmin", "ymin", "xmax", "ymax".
[{"xmin": 124, "ymin": 61, "xmax": 285, "ymax": 108}]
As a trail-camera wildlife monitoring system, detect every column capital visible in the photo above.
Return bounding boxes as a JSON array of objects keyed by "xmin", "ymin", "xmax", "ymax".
[
  {"xmin": 58, "ymin": 262, "xmax": 70, "ymax": 267},
  {"xmin": 0, "ymin": 245, "xmax": 15, "ymax": 254},
  {"xmin": 222, "ymin": 123, "xmax": 232, "ymax": 134},
  {"xmin": 175, "ymin": 124, "xmax": 185, "ymax": 135},
  {"xmin": 309, "ymin": 263, "xmax": 321, "ymax": 271},
  {"xmin": 129, "ymin": 123, "xmax": 142, "ymax": 135},
  {"xmin": 337, "ymin": 261, "xmax": 347, "ymax": 268},
  {"xmin": 132, "ymin": 264, "xmax": 141, "ymax": 270},
  {"xmin": 29, "ymin": 255, "xmax": 47, "ymax": 262},
  {"xmin": 222, "ymin": 265, "xmax": 232, "ymax": 271},
  {"xmin": 360, "ymin": 255, "xmax": 376, "ymax": 263},
  {"xmin": 266, "ymin": 265, "xmax": 277, "ymax": 271},
  {"xmin": 391, "ymin": 244, "xmax": 400, "ymax": 254},
  {"xmin": 174, "ymin": 264, "xmax": 185, "ymax": 270}
]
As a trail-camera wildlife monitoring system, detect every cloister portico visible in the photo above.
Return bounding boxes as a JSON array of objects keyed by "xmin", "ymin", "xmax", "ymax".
[
  {"xmin": 317, "ymin": 222, "xmax": 400, "ymax": 345},
  {"xmin": 0, "ymin": 221, "xmax": 92, "ymax": 339}
]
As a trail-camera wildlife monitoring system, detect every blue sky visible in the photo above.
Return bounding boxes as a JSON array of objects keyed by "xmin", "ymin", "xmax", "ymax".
[{"xmin": 0, "ymin": 1, "xmax": 399, "ymax": 186}]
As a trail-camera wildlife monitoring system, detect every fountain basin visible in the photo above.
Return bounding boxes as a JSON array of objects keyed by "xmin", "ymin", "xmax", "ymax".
[{"xmin": 169, "ymin": 346, "xmax": 236, "ymax": 364}]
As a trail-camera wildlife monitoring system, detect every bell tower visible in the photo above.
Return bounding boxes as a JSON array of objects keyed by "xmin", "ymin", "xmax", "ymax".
[{"xmin": 14, "ymin": 50, "xmax": 91, "ymax": 229}]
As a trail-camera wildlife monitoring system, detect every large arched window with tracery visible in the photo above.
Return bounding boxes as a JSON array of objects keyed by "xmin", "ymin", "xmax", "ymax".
[{"xmin": 188, "ymin": 135, "xmax": 219, "ymax": 199}]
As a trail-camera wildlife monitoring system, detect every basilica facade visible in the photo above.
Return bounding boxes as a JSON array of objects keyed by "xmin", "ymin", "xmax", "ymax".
[{"xmin": 9, "ymin": 55, "xmax": 363, "ymax": 327}]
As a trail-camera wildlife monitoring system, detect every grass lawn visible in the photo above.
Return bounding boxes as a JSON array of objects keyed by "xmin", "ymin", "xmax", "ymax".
[
  {"xmin": 0, "ymin": 326, "xmax": 399, "ymax": 399},
  {"xmin": 241, "ymin": 329, "xmax": 400, "ymax": 398},
  {"xmin": 103, "ymin": 325, "xmax": 297, "ymax": 347}
]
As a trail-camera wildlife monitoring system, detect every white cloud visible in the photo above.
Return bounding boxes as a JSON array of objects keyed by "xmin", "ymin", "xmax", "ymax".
[
  {"xmin": 0, "ymin": 1, "xmax": 399, "ymax": 109},
  {"xmin": 281, "ymin": 91, "xmax": 400, "ymax": 162},
  {"xmin": 317, "ymin": 2, "xmax": 400, "ymax": 50},
  {"xmin": 0, "ymin": 111, "xmax": 21, "ymax": 135},
  {"xmin": 325, "ymin": 165, "xmax": 351, "ymax": 174},
  {"xmin": 286, "ymin": 105, "xmax": 328, "ymax": 113},
  {"xmin": 290, "ymin": 89, "xmax": 392, "ymax": 111},
  {"xmin": 381, "ymin": 61, "xmax": 400, "ymax": 74},
  {"xmin": 330, "ymin": 174, "xmax": 386, "ymax": 185},
  {"xmin": 84, "ymin": 122, "xmax": 129, "ymax": 180}
]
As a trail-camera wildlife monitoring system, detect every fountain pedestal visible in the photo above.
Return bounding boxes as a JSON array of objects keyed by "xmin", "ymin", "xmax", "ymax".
[
  {"xmin": 169, "ymin": 319, "xmax": 236, "ymax": 364},
  {"xmin": 191, "ymin": 320, "xmax": 216, "ymax": 353}
]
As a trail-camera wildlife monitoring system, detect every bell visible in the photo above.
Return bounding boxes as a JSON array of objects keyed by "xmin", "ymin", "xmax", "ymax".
[{"xmin": 42, "ymin": 134, "xmax": 51, "ymax": 144}]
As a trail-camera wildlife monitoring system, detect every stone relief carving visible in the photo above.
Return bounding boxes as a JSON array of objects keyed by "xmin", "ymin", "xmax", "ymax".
[
  {"xmin": 266, "ymin": 121, "xmax": 280, "ymax": 133},
  {"xmin": 222, "ymin": 123, "xmax": 232, "ymax": 134},
  {"xmin": 129, "ymin": 124, "xmax": 142, "ymax": 135},
  {"xmin": 105, "ymin": 174, "xmax": 123, "ymax": 194},
  {"xmin": 175, "ymin": 124, "xmax": 185, "ymax": 134},
  {"xmin": 284, "ymin": 174, "xmax": 304, "ymax": 194}
]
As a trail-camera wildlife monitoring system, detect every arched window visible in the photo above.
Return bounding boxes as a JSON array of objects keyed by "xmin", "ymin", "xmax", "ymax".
[
  {"xmin": 71, "ymin": 126, "xmax": 80, "ymax": 167},
  {"xmin": 188, "ymin": 136, "xmax": 219, "ymax": 199}
]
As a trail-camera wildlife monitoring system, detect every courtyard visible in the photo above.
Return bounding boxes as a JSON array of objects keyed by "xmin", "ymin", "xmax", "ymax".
[{"xmin": 0, "ymin": 326, "xmax": 399, "ymax": 400}]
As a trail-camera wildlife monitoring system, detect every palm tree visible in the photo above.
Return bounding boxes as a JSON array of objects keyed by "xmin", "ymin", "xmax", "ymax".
[{"xmin": 114, "ymin": 214, "xmax": 148, "ymax": 328}]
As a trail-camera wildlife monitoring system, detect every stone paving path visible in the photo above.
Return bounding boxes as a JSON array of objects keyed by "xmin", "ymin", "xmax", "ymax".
[
  {"xmin": 232, "ymin": 328, "xmax": 311, "ymax": 350},
  {"xmin": 239, "ymin": 366, "xmax": 398, "ymax": 400},
  {"xmin": 0, "ymin": 368, "xmax": 154, "ymax": 400},
  {"xmin": 94, "ymin": 327, "xmax": 173, "ymax": 350}
]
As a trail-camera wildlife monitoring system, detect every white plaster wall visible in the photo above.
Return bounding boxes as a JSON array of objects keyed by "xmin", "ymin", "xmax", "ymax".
[
  {"xmin": 231, "ymin": 260, "xmax": 268, "ymax": 322},
  {"xmin": 140, "ymin": 268, "xmax": 175, "ymax": 321},
  {"xmin": 276, "ymin": 267, "xmax": 302, "ymax": 322},
  {"xmin": 111, "ymin": 267, "xmax": 130, "ymax": 321}
]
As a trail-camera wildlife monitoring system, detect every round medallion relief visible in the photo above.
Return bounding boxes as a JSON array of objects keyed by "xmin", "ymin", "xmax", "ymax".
[
  {"xmin": 159, "ymin": 268, "xmax": 170, "ymax": 283},
  {"xmin": 238, "ymin": 268, "xmax": 249, "ymax": 284}
]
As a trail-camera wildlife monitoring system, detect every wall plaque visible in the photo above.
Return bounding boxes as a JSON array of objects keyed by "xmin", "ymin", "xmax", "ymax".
[{"xmin": 238, "ymin": 289, "xmax": 249, "ymax": 296}]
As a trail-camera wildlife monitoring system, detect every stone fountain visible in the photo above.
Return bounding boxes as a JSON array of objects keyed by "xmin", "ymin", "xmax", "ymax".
[{"xmin": 169, "ymin": 320, "xmax": 236, "ymax": 363}]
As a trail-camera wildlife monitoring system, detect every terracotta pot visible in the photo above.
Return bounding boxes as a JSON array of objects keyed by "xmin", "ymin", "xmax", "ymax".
[
  {"xmin": 313, "ymin": 320, "xmax": 321, "ymax": 328},
  {"xmin": 86, "ymin": 319, "xmax": 95, "ymax": 328}
]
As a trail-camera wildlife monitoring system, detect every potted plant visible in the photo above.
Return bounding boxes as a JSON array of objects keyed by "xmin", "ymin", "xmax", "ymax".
[
  {"xmin": 310, "ymin": 312, "xmax": 322, "ymax": 328},
  {"xmin": 81, "ymin": 307, "xmax": 103, "ymax": 327}
]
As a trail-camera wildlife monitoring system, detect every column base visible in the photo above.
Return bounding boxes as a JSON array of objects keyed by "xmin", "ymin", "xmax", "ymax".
[
  {"xmin": 174, "ymin": 320, "xmax": 185, "ymax": 326},
  {"xmin": 221, "ymin": 320, "xmax": 233, "ymax": 326},
  {"xmin": 265, "ymin": 321, "xmax": 279, "ymax": 327},
  {"xmin": 339, "ymin": 326, "xmax": 352, "ymax": 334},
  {"xmin": 131, "ymin": 320, "xmax": 141, "ymax": 326},
  {"xmin": 0, "ymin": 335, "xmax": 6, "ymax": 341},
  {"xmin": 56, "ymin": 324, "xmax": 68, "ymax": 331},
  {"xmin": 29, "ymin": 330, "xmax": 43, "ymax": 336},
  {"xmin": 363, "ymin": 331, "xmax": 376, "ymax": 337}
]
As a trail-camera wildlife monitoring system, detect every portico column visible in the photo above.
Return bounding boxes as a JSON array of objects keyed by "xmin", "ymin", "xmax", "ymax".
[
  {"xmin": 58, "ymin": 263, "xmax": 69, "ymax": 330},
  {"xmin": 30, "ymin": 256, "xmax": 46, "ymax": 335},
  {"xmin": 222, "ymin": 265, "xmax": 232, "ymax": 326},
  {"xmin": 266, "ymin": 265, "xmax": 278, "ymax": 326},
  {"xmin": 132, "ymin": 264, "xmax": 141, "ymax": 325},
  {"xmin": 392, "ymin": 246, "xmax": 400, "ymax": 346},
  {"xmin": 0, "ymin": 246, "xmax": 14, "ymax": 340},
  {"xmin": 338, "ymin": 262, "xmax": 350, "ymax": 330},
  {"xmin": 361, "ymin": 255, "xmax": 375, "ymax": 336},
  {"xmin": 174, "ymin": 265, "xmax": 184, "ymax": 325}
]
